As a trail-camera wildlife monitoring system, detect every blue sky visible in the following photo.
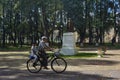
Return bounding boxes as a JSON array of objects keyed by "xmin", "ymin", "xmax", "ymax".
[{"xmin": 108, "ymin": 0, "xmax": 120, "ymax": 14}]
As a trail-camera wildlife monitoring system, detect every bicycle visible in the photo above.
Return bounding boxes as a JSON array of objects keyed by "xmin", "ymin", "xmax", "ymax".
[{"xmin": 26, "ymin": 49, "xmax": 67, "ymax": 73}]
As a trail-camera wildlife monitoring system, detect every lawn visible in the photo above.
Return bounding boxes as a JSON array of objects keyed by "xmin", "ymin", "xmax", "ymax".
[
  {"xmin": 0, "ymin": 45, "xmax": 30, "ymax": 51},
  {"xmin": 47, "ymin": 51, "xmax": 98, "ymax": 59},
  {"xmin": 61, "ymin": 52, "xmax": 98, "ymax": 59},
  {"xmin": 0, "ymin": 45, "xmax": 98, "ymax": 58}
]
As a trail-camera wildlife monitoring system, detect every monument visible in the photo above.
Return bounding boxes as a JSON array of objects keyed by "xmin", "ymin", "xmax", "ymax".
[{"xmin": 60, "ymin": 18, "xmax": 77, "ymax": 55}]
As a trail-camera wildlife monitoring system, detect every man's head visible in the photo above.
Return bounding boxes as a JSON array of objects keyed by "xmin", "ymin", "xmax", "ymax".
[{"xmin": 41, "ymin": 36, "xmax": 47, "ymax": 42}]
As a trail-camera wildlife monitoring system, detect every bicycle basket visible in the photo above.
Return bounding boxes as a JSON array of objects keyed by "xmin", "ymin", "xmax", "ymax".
[{"xmin": 54, "ymin": 52, "xmax": 60, "ymax": 56}]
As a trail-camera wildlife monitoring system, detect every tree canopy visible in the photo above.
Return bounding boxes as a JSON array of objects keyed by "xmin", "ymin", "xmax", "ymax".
[{"xmin": 0, "ymin": 0, "xmax": 120, "ymax": 47}]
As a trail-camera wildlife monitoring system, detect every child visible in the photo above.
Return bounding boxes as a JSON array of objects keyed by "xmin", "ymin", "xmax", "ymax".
[{"xmin": 30, "ymin": 43, "xmax": 38, "ymax": 60}]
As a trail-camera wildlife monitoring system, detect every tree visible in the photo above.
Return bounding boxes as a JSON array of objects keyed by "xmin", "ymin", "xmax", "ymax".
[{"xmin": 0, "ymin": 0, "xmax": 120, "ymax": 47}]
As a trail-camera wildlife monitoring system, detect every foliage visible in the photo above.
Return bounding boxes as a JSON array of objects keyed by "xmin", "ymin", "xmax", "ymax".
[{"xmin": 0, "ymin": 0, "xmax": 120, "ymax": 47}]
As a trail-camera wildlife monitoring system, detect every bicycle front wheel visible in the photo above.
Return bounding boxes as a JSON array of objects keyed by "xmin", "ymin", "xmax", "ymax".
[
  {"xmin": 51, "ymin": 58, "xmax": 67, "ymax": 73},
  {"xmin": 27, "ymin": 59, "xmax": 42, "ymax": 73}
]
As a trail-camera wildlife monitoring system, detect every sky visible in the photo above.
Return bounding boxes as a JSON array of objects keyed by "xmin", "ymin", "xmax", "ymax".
[{"xmin": 107, "ymin": 0, "xmax": 120, "ymax": 14}]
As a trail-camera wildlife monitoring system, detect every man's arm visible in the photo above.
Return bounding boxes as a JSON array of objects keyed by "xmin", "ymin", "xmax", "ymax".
[{"xmin": 43, "ymin": 42, "xmax": 52, "ymax": 51}]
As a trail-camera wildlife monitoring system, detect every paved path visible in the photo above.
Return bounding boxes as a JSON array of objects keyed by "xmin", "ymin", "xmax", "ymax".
[{"xmin": 0, "ymin": 50, "xmax": 120, "ymax": 80}]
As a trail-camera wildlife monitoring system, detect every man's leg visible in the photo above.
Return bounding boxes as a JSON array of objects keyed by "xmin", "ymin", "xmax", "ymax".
[{"xmin": 41, "ymin": 53, "xmax": 49, "ymax": 69}]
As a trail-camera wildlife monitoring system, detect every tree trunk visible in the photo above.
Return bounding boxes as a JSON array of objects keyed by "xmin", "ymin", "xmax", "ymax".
[
  {"xmin": 2, "ymin": 3, "xmax": 5, "ymax": 47},
  {"xmin": 89, "ymin": 20, "xmax": 93, "ymax": 44},
  {"xmin": 18, "ymin": 32, "xmax": 23, "ymax": 47}
]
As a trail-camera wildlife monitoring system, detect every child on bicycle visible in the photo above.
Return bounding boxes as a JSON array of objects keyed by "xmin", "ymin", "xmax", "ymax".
[
  {"xmin": 38, "ymin": 36, "xmax": 52, "ymax": 69},
  {"xmin": 30, "ymin": 43, "xmax": 38, "ymax": 61}
]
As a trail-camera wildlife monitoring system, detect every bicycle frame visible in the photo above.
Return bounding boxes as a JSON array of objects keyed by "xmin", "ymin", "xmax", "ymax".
[
  {"xmin": 34, "ymin": 51, "xmax": 55, "ymax": 63},
  {"xmin": 47, "ymin": 54, "xmax": 58, "ymax": 63},
  {"xmin": 33, "ymin": 50, "xmax": 61, "ymax": 63}
]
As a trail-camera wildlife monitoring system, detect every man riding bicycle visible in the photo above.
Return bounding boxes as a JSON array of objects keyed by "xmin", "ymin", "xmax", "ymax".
[
  {"xmin": 38, "ymin": 36, "xmax": 52, "ymax": 69},
  {"xmin": 27, "ymin": 36, "xmax": 67, "ymax": 73}
]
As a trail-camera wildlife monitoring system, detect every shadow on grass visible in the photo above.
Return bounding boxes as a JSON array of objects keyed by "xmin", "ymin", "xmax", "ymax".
[
  {"xmin": 0, "ymin": 53, "xmax": 28, "ymax": 57},
  {"xmin": 0, "ymin": 53, "xmax": 28, "ymax": 67},
  {"xmin": 0, "ymin": 52, "xmax": 119, "ymax": 80},
  {"xmin": 0, "ymin": 52, "xmax": 119, "ymax": 68},
  {"xmin": 66, "ymin": 58, "xmax": 119, "ymax": 66},
  {"xmin": 0, "ymin": 68, "xmax": 118, "ymax": 80}
]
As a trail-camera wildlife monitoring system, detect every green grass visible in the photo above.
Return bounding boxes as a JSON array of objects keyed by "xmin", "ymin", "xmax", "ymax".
[
  {"xmin": 76, "ymin": 43, "xmax": 120, "ymax": 49},
  {"xmin": 60, "ymin": 52, "xmax": 98, "ymax": 59},
  {"xmin": 0, "ymin": 45, "xmax": 98, "ymax": 59},
  {"xmin": 105, "ymin": 43, "xmax": 120, "ymax": 49},
  {"xmin": 0, "ymin": 45, "xmax": 30, "ymax": 51}
]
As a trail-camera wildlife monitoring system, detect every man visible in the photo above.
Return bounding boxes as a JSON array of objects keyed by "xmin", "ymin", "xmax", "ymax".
[{"xmin": 38, "ymin": 36, "xmax": 52, "ymax": 69}]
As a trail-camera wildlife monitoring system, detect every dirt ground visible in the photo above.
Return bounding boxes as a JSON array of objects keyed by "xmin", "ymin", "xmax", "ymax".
[{"xmin": 0, "ymin": 50, "xmax": 120, "ymax": 80}]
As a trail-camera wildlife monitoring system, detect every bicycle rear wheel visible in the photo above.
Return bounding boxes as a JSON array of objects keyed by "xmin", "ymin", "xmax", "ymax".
[
  {"xmin": 27, "ymin": 59, "xmax": 42, "ymax": 73},
  {"xmin": 51, "ymin": 58, "xmax": 67, "ymax": 73}
]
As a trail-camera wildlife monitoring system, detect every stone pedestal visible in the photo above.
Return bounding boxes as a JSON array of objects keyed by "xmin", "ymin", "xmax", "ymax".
[{"xmin": 60, "ymin": 32, "xmax": 77, "ymax": 55}]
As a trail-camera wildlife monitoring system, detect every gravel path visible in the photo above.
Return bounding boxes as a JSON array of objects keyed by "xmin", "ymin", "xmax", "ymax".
[{"xmin": 0, "ymin": 50, "xmax": 120, "ymax": 80}]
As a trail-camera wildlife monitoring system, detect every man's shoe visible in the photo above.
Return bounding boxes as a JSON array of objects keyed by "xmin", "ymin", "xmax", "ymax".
[{"xmin": 43, "ymin": 66, "xmax": 49, "ymax": 70}]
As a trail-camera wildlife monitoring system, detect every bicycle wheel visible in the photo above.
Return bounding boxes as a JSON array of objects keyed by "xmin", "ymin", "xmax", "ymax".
[
  {"xmin": 27, "ymin": 59, "xmax": 42, "ymax": 73},
  {"xmin": 51, "ymin": 58, "xmax": 67, "ymax": 73}
]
